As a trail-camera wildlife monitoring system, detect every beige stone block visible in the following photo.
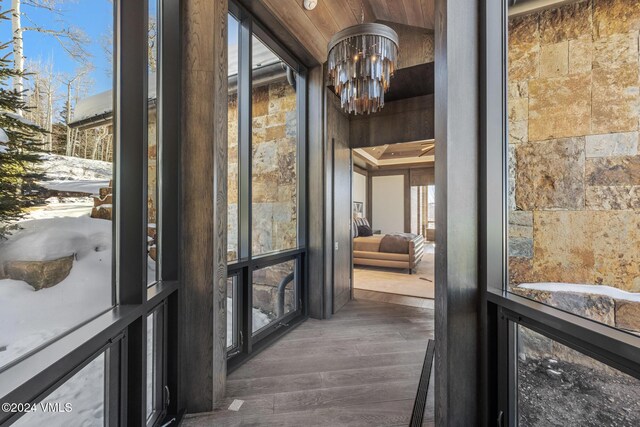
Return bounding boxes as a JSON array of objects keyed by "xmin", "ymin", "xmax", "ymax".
[
  {"xmin": 515, "ymin": 137, "xmax": 585, "ymax": 210},
  {"xmin": 266, "ymin": 111, "xmax": 287, "ymax": 127},
  {"xmin": 540, "ymin": 0, "xmax": 592, "ymax": 44},
  {"xmin": 593, "ymin": 32, "xmax": 639, "ymax": 69},
  {"xmin": 540, "ymin": 41, "xmax": 569, "ymax": 77},
  {"xmin": 252, "ymin": 116, "xmax": 266, "ymax": 129},
  {"xmin": 529, "ymin": 73, "xmax": 591, "ymax": 140},
  {"xmin": 265, "ymin": 125, "xmax": 285, "ymax": 141},
  {"xmin": 586, "ymin": 185, "xmax": 640, "ymax": 210},
  {"xmin": 508, "ymin": 97, "xmax": 528, "ymax": 123},
  {"xmin": 509, "ymin": 121, "xmax": 528, "ymax": 144},
  {"xmin": 252, "ymin": 85, "xmax": 270, "ymax": 117},
  {"xmin": 592, "ymin": 64, "xmax": 640, "ymax": 134},
  {"xmin": 569, "ymin": 37, "xmax": 592, "ymax": 74},
  {"xmin": 616, "ymin": 300, "xmax": 640, "ymax": 331},
  {"xmin": 508, "ymin": 14, "xmax": 540, "ymax": 81},
  {"xmin": 586, "ymin": 155, "xmax": 640, "ymax": 186},
  {"xmin": 508, "ymin": 81, "xmax": 529, "ymax": 124},
  {"xmin": 594, "ymin": 0, "xmax": 640, "ymax": 38},
  {"xmin": 585, "ymin": 132, "xmax": 639, "ymax": 157},
  {"xmin": 252, "ymin": 128, "xmax": 266, "ymax": 144},
  {"xmin": 508, "ymin": 80, "xmax": 529, "ymax": 99},
  {"xmin": 509, "ymin": 257, "xmax": 537, "ymax": 285},
  {"xmin": 533, "ymin": 210, "xmax": 640, "ymax": 291}
]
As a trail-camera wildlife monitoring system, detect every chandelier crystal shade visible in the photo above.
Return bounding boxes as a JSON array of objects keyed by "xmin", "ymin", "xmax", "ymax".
[{"xmin": 327, "ymin": 23, "xmax": 399, "ymax": 115}]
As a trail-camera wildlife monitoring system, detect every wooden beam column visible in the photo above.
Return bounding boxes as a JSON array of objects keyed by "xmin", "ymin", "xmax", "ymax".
[
  {"xmin": 180, "ymin": 0, "xmax": 228, "ymax": 412},
  {"xmin": 434, "ymin": 0, "xmax": 480, "ymax": 424}
]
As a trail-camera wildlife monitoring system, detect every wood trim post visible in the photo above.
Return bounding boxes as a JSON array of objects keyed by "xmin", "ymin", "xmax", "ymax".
[
  {"xmin": 307, "ymin": 65, "xmax": 326, "ymax": 319},
  {"xmin": 434, "ymin": 0, "xmax": 480, "ymax": 424},
  {"xmin": 180, "ymin": 0, "xmax": 228, "ymax": 411}
]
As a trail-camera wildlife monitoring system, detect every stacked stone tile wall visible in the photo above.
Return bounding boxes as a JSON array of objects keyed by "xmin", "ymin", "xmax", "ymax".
[
  {"xmin": 227, "ymin": 77, "xmax": 298, "ymax": 260},
  {"xmin": 508, "ymin": 0, "xmax": 640, "ymax": 302}
]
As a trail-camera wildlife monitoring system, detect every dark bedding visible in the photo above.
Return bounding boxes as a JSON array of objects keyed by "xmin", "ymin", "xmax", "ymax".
[{"xmin": 379, "ymin": 233, "xmax": 418, "ymax": 254}]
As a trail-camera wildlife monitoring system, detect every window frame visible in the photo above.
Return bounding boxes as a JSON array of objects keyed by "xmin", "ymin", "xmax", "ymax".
[
  {"xmin": 481, "ymin": 0, "xmax": 640, "ymax": 425},
  {"xmin": 0, "ymin": 0, "xmax": 182, "ymax": 424},
  {"xmin": 226, "ymin": 0, "xmax": 308, "ymax": 371}
]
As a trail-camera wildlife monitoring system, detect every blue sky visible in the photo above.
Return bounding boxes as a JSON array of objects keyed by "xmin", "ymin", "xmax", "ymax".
[{"xmin": 0, "ymin": 0, "xmax": 158, "ymax": 95}]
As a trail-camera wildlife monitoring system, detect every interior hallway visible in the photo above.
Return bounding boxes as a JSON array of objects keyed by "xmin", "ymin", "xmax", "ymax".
[{"xmin": 183, "ymin": 299, "xmax": 435, "ymax": 426}]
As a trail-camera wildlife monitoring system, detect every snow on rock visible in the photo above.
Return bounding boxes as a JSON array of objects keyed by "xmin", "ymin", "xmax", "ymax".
[
  {"xmin": 518, "ymin": 283, "xmax": 640, "ymax": 302},
  {"xmin": 43, "ymin": 179, "xmax": 111, "ymax": 195},
  {"xmin": 38, "ymin": 153, "xmax": 112, "ymax": 195},
  {"xmin": 0, "ymin": 217, "xmax": 111, "ymax": 263},
  {"xmin": 0, "ymin": 217, "xmax": 112, "ymax": 366},
  {"xmin": 25, "ymin": 197, "xmax": 94, "ymax": 220}
]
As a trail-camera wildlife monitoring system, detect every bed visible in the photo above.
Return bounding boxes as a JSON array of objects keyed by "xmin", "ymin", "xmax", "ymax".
[{"xmin": 352, "ymin": 227, "xmax": 425, "ymax": 273}]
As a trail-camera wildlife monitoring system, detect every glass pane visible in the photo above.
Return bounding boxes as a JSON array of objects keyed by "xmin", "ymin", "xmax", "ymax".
[
  {"xmin": 146, "ymin": 312, "xmax": 155, "ymax": 419},
  {"xmin": 0, "ymin": 0, "xmax": 114, "ymax": 368},
  {"xmin": 227, "ymin": 275, "xmax": 238, "ymax": 349},
  {"xmin": 507, "ymin": 1, "xmax": 640, "ymax": 334},
  {"xmin": 251, "ymin": 35, "xmax": 298, "ymax": 257},
  {"xmin": 147, "ymin": 0, "xmax": 159, "ymax": 285},
  {"xmin": 252, "ymin": 259, "xmax": 297, "ymax": 335},
  {"xmin": 14, "ymin": 352, "xmax": 105, "ymax": 426},
  {"xmin": 228, "ymin": 14, "xmax": 239, "ymax": 262},
  {"xmin": 517, "ymin": 325, "xmax": 640, "ymax": 426}
]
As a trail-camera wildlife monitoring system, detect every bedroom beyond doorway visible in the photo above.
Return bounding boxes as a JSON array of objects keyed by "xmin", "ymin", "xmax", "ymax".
[{"xmin": 351, "ymin": 141, "xmax": 436, "ymax": 308}]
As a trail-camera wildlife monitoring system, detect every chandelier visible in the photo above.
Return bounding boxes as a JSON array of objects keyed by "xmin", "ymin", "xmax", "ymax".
[{"xmin": 327, "ymin": 22, "xmax": 399, "ymax": 115}]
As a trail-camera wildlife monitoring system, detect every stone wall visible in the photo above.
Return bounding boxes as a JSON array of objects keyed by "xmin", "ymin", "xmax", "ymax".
[
  {"xmin": 227, "ymin": 77, "xmax": 298, "ymax": 260},
  {"xmin": 508, "ymin": 0, "xmax": 640, "ymax": 293}
]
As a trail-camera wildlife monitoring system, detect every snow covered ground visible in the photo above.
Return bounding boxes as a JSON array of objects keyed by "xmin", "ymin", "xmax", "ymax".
[
  {"xmin": 0, "ymin": 216, "xmax": 113, "ymax": 366},
  {"xmin": 38, "ymin": 154, "xmax": 112, "ymax": 195}
]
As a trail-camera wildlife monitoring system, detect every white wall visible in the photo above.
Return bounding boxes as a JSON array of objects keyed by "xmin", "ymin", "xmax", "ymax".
[
  {"xmin": 352, "ymin": 172, "xmax": 367, "ymax": 217},
  {"xmin": 372, "ymin": 175, "xmax": 404, "ymax": 233}
]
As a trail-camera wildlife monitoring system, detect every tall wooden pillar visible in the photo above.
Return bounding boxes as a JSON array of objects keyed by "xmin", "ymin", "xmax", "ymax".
[
  {"xmin": 434, "ymin": 0, "xmax": 480, "ymax": 424},
  {"xmin": 180, "ymin": 0, "xmax": 228, "ymax": 412}
]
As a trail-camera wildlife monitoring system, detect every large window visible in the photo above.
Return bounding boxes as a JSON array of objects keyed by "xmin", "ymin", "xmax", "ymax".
[
  {"xmin": 0, "ymin": 0, "xmax": 179, "ymax": 424},
  {"xmin": 0, "ymin": 0, "xmax": 114, "ymax": 371},
  {"xmin": 506, "ymin": 0, "xmax": 639, "ymax": 339},
  {"xmin": 251, "ymin": 35, "xmax": 298, "ymax": 257},
  {"xmin": 226, "ymin": 3, "xmax": 307, "ymax": 369},
  {"xmin": 484, "ymin": 0, "xmax": 640, "ymax": 425}
]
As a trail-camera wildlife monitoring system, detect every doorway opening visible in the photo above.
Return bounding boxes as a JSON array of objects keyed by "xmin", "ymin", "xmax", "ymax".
[{"xmin": 351, "ymin": 141, "xmax": 436, "ymax": 308}]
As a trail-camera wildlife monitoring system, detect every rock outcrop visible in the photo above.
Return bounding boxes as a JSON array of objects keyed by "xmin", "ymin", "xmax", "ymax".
[{"xmin": 3, "ymin": 255, "xmax": 75, "ymax": 290}]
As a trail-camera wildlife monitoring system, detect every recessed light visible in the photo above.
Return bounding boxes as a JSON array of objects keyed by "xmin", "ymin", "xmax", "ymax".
[{"xmin": 304, "ymin": 0, "xmax": 317, "ymax": 10}]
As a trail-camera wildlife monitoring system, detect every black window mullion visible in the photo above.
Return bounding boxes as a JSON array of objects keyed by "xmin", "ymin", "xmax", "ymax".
[
  {"xmin": 158, "ymin": 0, "xmax": 180, "ymax": 282},
  {"xmin": 297, "ymin": 71, "xmax": 307, "ymax": 249},
  {"xmin": 238, "ymin": 14, "xmax": 253, "ymax": 357},
  {"xmin": 238, "ymin": 14, "xmax": 252, "ymax": 262},
  {"xmin": 114, "ymin": 0, "xmax": 149, "ymax": 425}
]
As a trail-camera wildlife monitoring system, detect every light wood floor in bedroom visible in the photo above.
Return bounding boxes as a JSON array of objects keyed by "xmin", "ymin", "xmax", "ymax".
[{"xmin": 182, "ymin": 299, "xmax": 435, "ymax": 427}]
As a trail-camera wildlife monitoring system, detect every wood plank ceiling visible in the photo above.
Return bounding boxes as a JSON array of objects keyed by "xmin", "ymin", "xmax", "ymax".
[{"xmin": 259, "ymin": 0, "xmax": 435, "ymax": 64}]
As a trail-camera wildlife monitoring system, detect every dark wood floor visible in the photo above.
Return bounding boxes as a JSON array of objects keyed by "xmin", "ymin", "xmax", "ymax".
[{"xmin": 183, "ymin": 299, "xmax": 435, "ymax": 427}]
